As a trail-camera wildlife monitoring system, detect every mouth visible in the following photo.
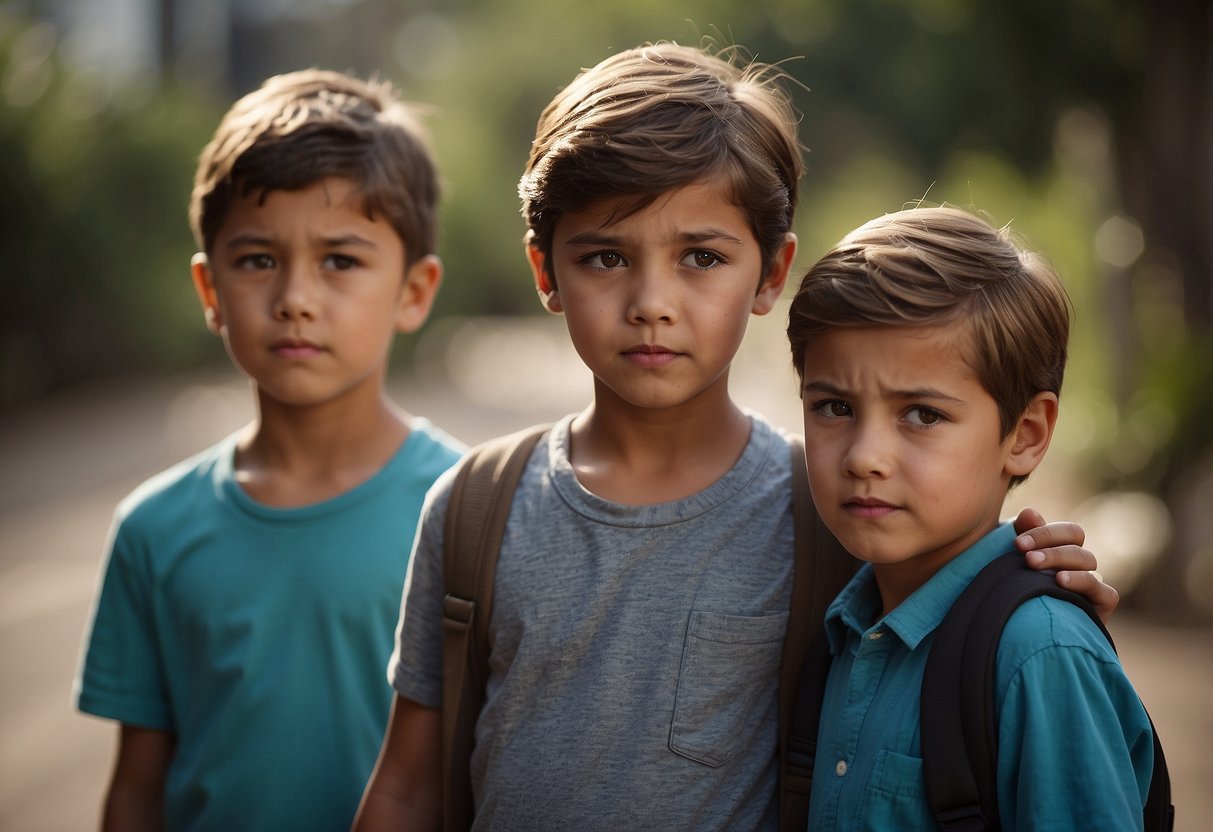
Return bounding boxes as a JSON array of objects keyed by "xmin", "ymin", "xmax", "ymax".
[
  {"xmin": 843, "ymin": 497, "xmax": 899, "ymax": 519},
  {"xmin": 270, "ymin": 337, "xmax": 324, "ymax": 359},
  {"xmin": 621, "ymin": 344, "xmax": 681, "ymax": 367}
]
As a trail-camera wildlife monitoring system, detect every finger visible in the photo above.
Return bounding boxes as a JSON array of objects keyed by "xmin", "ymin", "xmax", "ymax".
[
  {"xmin": 1014, "ymin": 520, "xmax": 1086, "ymax": 553},
  {"xmin": 1020, "ymin": 543, "xmax": 1097, "ymax": 572},
  {"xmin": 1056, "ymin": 569, "xmax": 1119, "ymax": 624},
  {"xmin": 1011, "ymin": 506, "xmax": 1046, "ymax": 535}
]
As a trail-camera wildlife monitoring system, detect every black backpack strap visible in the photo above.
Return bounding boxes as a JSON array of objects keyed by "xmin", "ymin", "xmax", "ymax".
[
  {"xmin": 778, "ymin": 435, "xmax": 859, "ymax": 831},
  {"xmin": 781, "ymin": 625, "xmax": 833, "ymax": 826},
  {"xmin": 921, "ymin": 550, "xmax": 1174, "ymax": 832},
  {"xmin": 441, "ymin": 424, "xmax": 549, "ymax": 832},
  {"xmin": 1144, "ymin": 723, "xmax": 1175, "ymax": 832}
]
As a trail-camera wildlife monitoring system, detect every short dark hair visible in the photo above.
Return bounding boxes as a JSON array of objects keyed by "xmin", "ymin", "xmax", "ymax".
[
  {"xmin": 190, "ymin": 69, "xmax": 439, "ymax": 265},
  {"xmin": 518, "ymin": 42, "xmax": 803, "ymax": 283},
  {"xmin": 788, "ymin": 206, "xmax": 1070, "ymax": 454}
]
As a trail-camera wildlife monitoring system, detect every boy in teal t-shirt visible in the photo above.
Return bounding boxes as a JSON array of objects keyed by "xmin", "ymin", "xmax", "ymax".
[
  {"xmin": 74, "ymin": 70, "xmax": 463, "ymax": 829},
  {"xmin": 787, "ymin": 206, "xmax": 1154, "ymax": 829}
]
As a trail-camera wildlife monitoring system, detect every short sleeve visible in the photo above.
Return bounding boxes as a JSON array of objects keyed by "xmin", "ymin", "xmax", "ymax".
[
  {"xmin": 994, "ymin": 598, "xmax": 1153, "ymax": 831},
  {"xmin": 75, "ymin": 515, "xmax": 173, "ymax": 730},
  {"xmin": 386, "ymin": 471, "xmax": 454, "ymax": 709}
]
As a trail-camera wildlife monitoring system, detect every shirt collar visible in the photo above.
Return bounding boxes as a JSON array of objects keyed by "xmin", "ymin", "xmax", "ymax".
[{"xmin": 823, "ymin": 522, "xmax": 1018, "ymax": 654}]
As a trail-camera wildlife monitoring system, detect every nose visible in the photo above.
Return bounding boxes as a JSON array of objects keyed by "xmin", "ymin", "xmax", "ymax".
[
  {"xmin": 272, "ymin": 261, "xmax": 317, "ymax": 322},
  {"xmin": 627, "ymin": 264, "xmax": 675, "ymax": 325},
  {"xmin": 843, "ymin": 419, "xmax": 892, "ymax": 479}
]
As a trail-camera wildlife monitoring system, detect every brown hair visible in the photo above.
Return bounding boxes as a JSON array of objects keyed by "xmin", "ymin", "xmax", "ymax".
[
  {"xmin": 518, "ymin": 42, "xmax": 803, "ymax": 284},
  {"xmin": 787, "ymin": 206, "xmax": 1071, "ymax": 449},
  {"xmin": 189, "ymin": 69, "xmax": 439, "ymax": 265}
]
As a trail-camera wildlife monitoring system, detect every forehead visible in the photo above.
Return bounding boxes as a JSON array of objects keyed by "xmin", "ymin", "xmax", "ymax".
[
  {"xmin": 553, "ymin": 179, "xmax": 753, "ymax": 243},
  {"xmin": 801, "ymin": 323, "xmax": 981, "ymax": 387},
  {"xmin": 217, "ymin": 177, "xmax": 376, "ymax": 234}
]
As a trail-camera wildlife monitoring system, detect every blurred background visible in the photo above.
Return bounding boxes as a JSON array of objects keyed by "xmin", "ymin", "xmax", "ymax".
[{"xmin": 1, "ymin": 0, "xmax": 1210, "ymax": 828}]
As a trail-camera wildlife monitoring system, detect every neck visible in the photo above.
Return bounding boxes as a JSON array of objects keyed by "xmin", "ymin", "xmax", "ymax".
[
  {"xmin": 568, "ymin": 379, "xmax": 751, "ymax": 504},
  {"xmin": 871, "ymin": 519, "xmax": 1004, "ymax": 618},
  {"xmin": 233, "ymin": 384, "xmax": 410, "ymax": 507}
]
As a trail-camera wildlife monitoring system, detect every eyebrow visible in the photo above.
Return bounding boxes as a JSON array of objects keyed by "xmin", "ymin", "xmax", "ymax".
[
  {"xmin": 318, "ymin": 233, "xmax": 379, "ymax": 249},
  {"xmin": 222, "ymin": 232, "xmax": 379, "ymax": 250},
  {"xmin": 562, "ymin": 228, "xmax": 746, "ymax": 248},
  {"xmin": 801, "ymin": 379, "xmax": 966, "ymax": 404}
]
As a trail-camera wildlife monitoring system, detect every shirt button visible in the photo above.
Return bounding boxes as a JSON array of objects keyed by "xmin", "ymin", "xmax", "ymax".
[
  {"xmin": 835, "ymin": 760, "xmax": 848, "ymax": 776},
  {"xmin": 868, "ymin": 632, "xmax": 883, "ymax": 640}
]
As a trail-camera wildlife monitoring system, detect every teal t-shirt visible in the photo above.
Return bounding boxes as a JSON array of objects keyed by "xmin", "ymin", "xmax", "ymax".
[
  {"xmin": 807, "ymin": 523, "xmax": 1154, "ymax": 831},
  {"xmin": 75, "ymin": 420, "xmax": 463, "ymax": 831}
]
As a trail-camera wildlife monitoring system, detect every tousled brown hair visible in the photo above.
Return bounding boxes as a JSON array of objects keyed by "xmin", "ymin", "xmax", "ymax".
[
  {"xmin": 518, "ymin": 42, "xmax": 803, "ymax": 284},
  {"xmin": 189, "ymin": 69, "xmax": 439, "ymax": 265}
]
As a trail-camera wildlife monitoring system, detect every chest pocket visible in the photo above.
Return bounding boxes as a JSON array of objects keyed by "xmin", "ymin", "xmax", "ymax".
[
  {"xmin": 855, "ymin": 749, "xmax": 932, "ymax": 831},
  {"xmin": 669, "ymin": 610, "xmax": 788, "ymax": 767}
]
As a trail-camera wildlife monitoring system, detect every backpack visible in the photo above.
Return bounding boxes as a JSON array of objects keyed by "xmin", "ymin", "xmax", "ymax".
[
  {"xmin": 788, "ymin": 548, "xmax": 1175, "ymax": 832},
  {"xmin": 438, "ymin": 424, "xmax": 857, "ymax": 831}
]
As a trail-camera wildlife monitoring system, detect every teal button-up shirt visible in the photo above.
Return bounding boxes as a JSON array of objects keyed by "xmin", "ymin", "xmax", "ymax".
[{"xmin": 807, "ymin": 523, "xmax": 1154, "ymax": 831}]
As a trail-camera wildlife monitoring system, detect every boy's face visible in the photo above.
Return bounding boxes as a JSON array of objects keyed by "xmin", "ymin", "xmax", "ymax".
[
  {"xmin": 800, "ymin": 324, "xmax": 1053, "ymax": 602},
  {"xmin": 190, "ymin": 177, "xmax": 441, "ymax": 411},
  {"xmin": 527, "ymin": 179, "xmax": 795, "ymax": 414}
]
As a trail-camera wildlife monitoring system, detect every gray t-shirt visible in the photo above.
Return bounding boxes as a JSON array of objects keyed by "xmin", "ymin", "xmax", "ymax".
[{"xmin": 390, "ymin": 413, "xmax": 795, "ymax": 831}]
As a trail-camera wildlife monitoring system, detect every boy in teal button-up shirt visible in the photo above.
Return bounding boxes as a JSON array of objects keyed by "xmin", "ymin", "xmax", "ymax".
[{"xmin": 786, "ymin": 206, "xmax": 1154, "ymax": 830}]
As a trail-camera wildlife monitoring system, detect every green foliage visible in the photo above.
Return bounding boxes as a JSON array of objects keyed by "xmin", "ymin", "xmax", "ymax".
[{"xmin": 0, "ymin": 18, "xmax": 222, "ymax": 405}]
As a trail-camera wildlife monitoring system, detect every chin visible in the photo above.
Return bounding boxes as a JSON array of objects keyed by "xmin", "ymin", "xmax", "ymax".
[{"xmin": 831, "ymin": 534, "xmax": 913, "ymax": 566}]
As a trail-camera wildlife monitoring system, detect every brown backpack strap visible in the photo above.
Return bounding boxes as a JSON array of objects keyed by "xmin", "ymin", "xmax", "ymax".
[
  {"xmin": 441, "ymin": 424, "xmax": 550, "ymax": 832},
  {"xmin": 778, "ymin": 434, "xmax": 859, "ymax": 831}
]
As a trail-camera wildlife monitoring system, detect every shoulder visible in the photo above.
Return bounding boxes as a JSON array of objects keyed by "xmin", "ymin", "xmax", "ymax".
[
  {"xmin": 98, "ymin": 436, "xmax": 237, "ymax": 579},
  {"xmin": 994, "ymin": 594, "xmax": 1140, "ymax": 716},
  {"xmin": 752, "ymin": 414, "xmax": 797, "ymax": 483},
  {"xmin": 748, "ymin": 410, "xmax": 794, "ymax": 445},
  {"xmin": 749, "ymin": 415, "xmax": 798, "ymax": 513},
  {"xmin": 994, "ymin": 595, "xmax": 1152, "ymax": 754},
  {"xmin": 115, "ymin": 436, "xmax": 235, "ymax": 531},
  {"xmin": 998, "ymin": 594, "xmax": 1120, "ymax": 671},
  {"xmin": 405, "ymin": 418, "xmax": 467, "ymax": 465},
  {"xmin": 468, "ymin": 420, "xmax": 560, "ymax": 492},
  {"xmin": 743, "ymin": 411, "xmax": 796, "ymax": 470},
  {"xmin": 387, "ymin": 418, "xmax": 466, "ymax": 493},
  {"xmin": 990, "ymin": 596, "xmax": 1154, "ymax": 827},
  {"xmin": 415, "ymin": 421, "xmax": 553, "ymax": 529}
]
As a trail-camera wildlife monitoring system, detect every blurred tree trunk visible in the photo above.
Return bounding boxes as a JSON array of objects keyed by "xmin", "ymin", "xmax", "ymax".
[{"xmin": 1120, "ymin": 0, "xmax": 1213, "ymax": 620}]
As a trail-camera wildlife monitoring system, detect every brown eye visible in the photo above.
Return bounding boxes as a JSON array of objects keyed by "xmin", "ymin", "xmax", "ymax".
[
  {"xmin": 906, "ymin": 407, "xmax": 945, "ymax": 427},
  {"xmin": 236, "ymin": 253, "xmax": 275, "ymax": 270},
  {"xmin": 683, "ymin": 250, "xmax": 722, "ymax": 269},
  {"xmin": 812, "ymin": 399, "xmax": 852, "ymax": 418},
  {"xmin": 583, "ymin": 251, "xmax": 624, "ymax": 269},
  {"xmin": 324, "ymin": 254, "xmax": 360, "ymax": 270}
]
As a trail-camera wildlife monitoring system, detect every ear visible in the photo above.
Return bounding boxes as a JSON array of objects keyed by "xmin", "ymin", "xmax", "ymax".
[
  {"xmin": 752, "ymin": 232, "xmax": 798, "ymax": 316},
  {"xmin": 526, "ymin": 242, "xmax": 562, "ymax": 314},
  {"xmin": 190, "ymin": 253, "xmax": 223, "ymax": 334},
  {"xmin": 395, "ymin": 254, "xmax": 444, "ymax": 334},
  {"xmin": 1005, "ymin": 391, "xmax": 1059, "ymax": 479}
]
